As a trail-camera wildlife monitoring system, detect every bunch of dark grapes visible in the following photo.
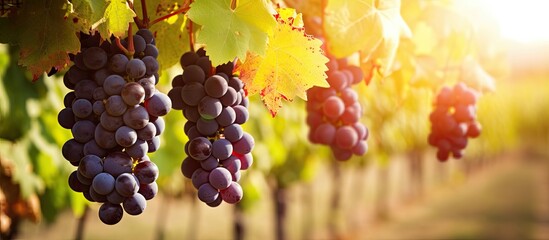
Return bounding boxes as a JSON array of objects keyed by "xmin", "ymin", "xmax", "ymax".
[
  {"xmin": 58, "ymin": 29, "xmax": 170, "ymax": 225},
  {"xmin": 306, "ymin": 58, "xmax": 369, "ymax": 161},
  {"xmin": 428, "ymin": 83, "xmax": 481, "ymax": 161},
  {"xmin": 168, "ymin": 49, "xmax": 254, "ymax": 206}
]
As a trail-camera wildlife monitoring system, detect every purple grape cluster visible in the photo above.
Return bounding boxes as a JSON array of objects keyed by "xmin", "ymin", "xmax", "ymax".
[
  {"xmin": 58, "ymin": 29, "xmax": 169, "ymax": 225},
  {"xmin": 306, "ymin": 58, "xmax": 369, "ymax": 161},
  {"xmin": 169, "ymin": 49, "xmax": 254, "ymax": 206},
  {"xmin": 428, "ymin": 83, "xmax": 482, "ymax": 161}
]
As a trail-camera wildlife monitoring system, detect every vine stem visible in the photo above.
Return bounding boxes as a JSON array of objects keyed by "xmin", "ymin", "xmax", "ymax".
[
  {"xmin": 127, "ymin": 23, "xmax": 135, "ymax": 56},
  {"xmin": 141, "ymin": 0, "xmax": 149, "ymax": 27},
  {"xmin": 149, "ymin": 0, "xmax": 192, "ymax": 26},
  {"xmin": 187, "ymin": 19, "xmax": 195, "ymax": 52},
  {"xmin": 115, "ymin": 37, "xmax": 131, "ymax": 56}
]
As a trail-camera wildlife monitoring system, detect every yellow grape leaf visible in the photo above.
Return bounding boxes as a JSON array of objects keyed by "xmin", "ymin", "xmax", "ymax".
[
  {"xmin": 459, "ymin": 57, "xmax": 496, "ymax": 93},
  {"xmin": 187, "ymin": 0, "xmax": 277, "ymax": 66},
  {"xmin": 324, "ymin": 0, "xmax": 410, "ymax": 61},
  {"xmin": 99, "ymin": 0, "xmax": 136, "ymax": 38},
  {"xmin": 236, "ymin": 8, "xmax": 329, "ymax": 116}
]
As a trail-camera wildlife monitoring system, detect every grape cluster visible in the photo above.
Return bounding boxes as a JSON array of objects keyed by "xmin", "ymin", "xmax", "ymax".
[
  {"xmin": 306, "ymin": 58, "xmax": 369, "ymax": 161},
  {"xmin": 58, "ymin": 29, "xmax": 170, "ymax": 225},
  {"xmin": 168, "ymin": 49, "xmax": 254, "ymax": 206},
  {"xmin": 428, "ymin": 83, "xmax": 481, "ymax": 161}
]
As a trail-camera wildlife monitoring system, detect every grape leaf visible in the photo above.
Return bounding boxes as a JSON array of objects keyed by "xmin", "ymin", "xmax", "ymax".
[
  {"xmin": 187, "ymin": 0, "xmax": 277, "ymax": 66},
  {"xmin": 236, "ymin": 8, "xmax": 329, "ymax": 116},
  {"xmin": 0, "ymin": 0, "xmax": 81, "ymax": 79},
  {"xmin": 324, "ymin": 0, "xmax": 410, "ymax": 71},
  {"xmin": 69, "ymin": 0, "xmax": 107, "ymax": 33},
  {"xmin": 459, "ymin": 57, "xmax": 496, "ymax": 93},
  {"xmin": 101, "ymin": 0, "xmax": 136, "ymax": 37}
]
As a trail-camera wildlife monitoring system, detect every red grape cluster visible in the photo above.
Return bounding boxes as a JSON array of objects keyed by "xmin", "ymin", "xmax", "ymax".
[
  {"xmin": 58, "ymin": 30, "xmax": 170, "ymax": 225},
  {"xmin": 168, "ymin": 49, "xmax": 254, "ymax": 206},
  {"xmin": 306, "ymin": 58, "xmax": 369, "ymax": 161},
  {"xmin": 428, "ymin": 83, "xmax": 482, "ymax": 161}
]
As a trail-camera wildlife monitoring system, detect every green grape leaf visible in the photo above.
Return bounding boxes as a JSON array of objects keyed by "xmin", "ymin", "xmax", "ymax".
[
  {"xmin": 187, "ymin": 0, "xmax": 277, "ymax": 65},
  {"xmin": 0, "ymin": 0, "xmax": 81, "ymax": 79},
  {"xmin": 101, "ymin": 0, "xmax": 136, "ymax": 38},
  {"xmin": 70, "ymin": 0, "xmax": 108, "ymax": 33}
]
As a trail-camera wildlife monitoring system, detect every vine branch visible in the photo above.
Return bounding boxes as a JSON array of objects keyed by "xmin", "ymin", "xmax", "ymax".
[
  {"xmin": 150, "ymin": 0, "xmax": 192, "ymax": 26},
  {"xmin": 115, "ymin": 37, "xmax": 131, "ymax": 56},
  {"xmin": 141, "ymin": 0, "xmax": 149, "ymax": 27}
]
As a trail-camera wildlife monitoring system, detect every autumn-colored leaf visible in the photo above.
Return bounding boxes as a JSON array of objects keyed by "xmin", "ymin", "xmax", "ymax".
[
  {"xmin": 0, "ymin": 0, "xmax": 81, "ymax": 79},
  {"xmin": 187, "ymin": 0, "xmax": 277, "ymax": 66},
  {"xmin": 101, "ymin": 0, "xmax": 136, "ymax": 38},
  {"xmin": 237, "ymin": 8, "xmax": 329, "ymax": 116}
]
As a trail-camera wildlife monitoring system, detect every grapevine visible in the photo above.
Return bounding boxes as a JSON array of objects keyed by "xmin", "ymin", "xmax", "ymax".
[
  {"xmin": 58, "ymin": 29, "xmax": 170, "ymax": 225},
  {"xmin": 169, "ymin": 49, "xmax": 254, "ymax": 206}
]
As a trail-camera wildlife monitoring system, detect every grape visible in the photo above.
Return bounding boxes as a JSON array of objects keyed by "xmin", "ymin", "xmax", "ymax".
[
  {"xmin": 107, "ymin": 190, "xmax": 126, "ymax": 204},
  {"xmin": 92, "ymin": 172, "xmax": 115, "ymax": 195},
  {"xmin": 100, "ymin": 112, "xmax": 124, "ymax": 131},
  {"xmin": 137, "ymin": 122, "xmax": 156, "ymax": 141},
  {"xmin": 105, "ymin": 95, "xmax": 127, "ymax": 116},
  {"xmin": 183, "ymin": 65, "xmax": 206, "ymax": 84},
  {"xmin": 181, "ymin": 82, "xmax": 206, "ymax": 106},
  {"xmin": 206, "ymin": 196, "xmax": 223, "ymax": 207},
  {"xmin": 72, "ymin": 99, "xmax": 93, "ymax": 118},
  {"xmin": 71, "ymin": 120, "xmax": 96, "ymax": 143},
  {"xmin": 115, "ymin": 126, "xmax": 137, "ymax": 147},
  {"xmin": 352, "ymin": 141, "xmax": 368, "ymax": 155},
  {"xmin": 83, "ymin": 47, "xmax": 108, "ymax": 70},
  {"xmin": 74, "ymin": 53, "xmax": 88, "ymax": 70},
  {"xmin": 144, "ymin": 44, "xmax": 159, "ymax": 58},
  {"xmin": 232, "ymin": 132, "xmax": 254, "ymax": 154},
  {"xmin": 322, "ymin": 96, "xmax": 345, "ymax": 118},
  {"xmin": 221, "ymin": 156, "xmax": 240, "ymax": 174},
  {"xmin": 198, "ymin": 96, "xmax": 222, "ymax": 119},
  {"xmin": 220, "ymin": 182, "xmax": 243, "ymax": 204},
  {"xmin": 94, "ymin": 68, "xmax": 111, "ymax": 86},
  {"xmin": 335, "ymin": 126, "xmax": 358, "ymax": 150},
  {"xmin": 83, "ymin": 140, "xmax": 108, "ymax": 158},
  {"xmin": 103, "ymin": 152, "xmax": 133, "ymax": 177},
  {"xmin": 137, "ymin": 29, "xmax": 154, "ymax": 44},
  {"xmin": 183, "ymin": 107, "xmax": 201, "ymax": 122},
  {"xmin": 121, "ymin": 82, "xmax": 145, "ymax": 106},
  {"xmin": 233, "ymin": 105, "xmax": 249, "ymax": 125},
  {"xmin": 147, "ymin": 136, "xmax": 161, "ymax": 153},
  {"xmin": 98, "ymin": 203, "xmax": 123, "ymax": 225},
  {"xmin": 126, "ymin": 59, "xmax": 147, "ymax": 79},
  {"xmin": 200, "ymin": 156, "xmax": 219, "ymax": 171},
  {"xmin": 90, "ymin": 186, "xmax": 108, "ymax": 202},
  {"xmin": 152, "ymin": 117, "xmax": 165, "ymax": 136},
  {"xmin": 58, "ymin": 108, "xmax": 76, "ymax": 129},
  {"xmin": 132, "ymin": 34, "xmax": 147, "ymax": 53},
  {"xmin": 168, "ymin": 87, "xmax": 184, "ymax": 110},
  {"xmin": 64, "ymin": 91, "xmax": 76, "ymax": 107},
  {"xmin": 187, "ymin": 125, "xmax": 201, "ymax": 140},
  {"xmin": 93, "ymin": 100, "xmax": 106, "ymax": 115},
  {"xmin": 126, "ymin": 139, "xmax": 148, "ymax": 159},
  {"xmin": 212, "ymin": 139, "xmax": 233, "ymax": 160},
  {"xmin": 145, "ymin": 92, "xmax": 171, "ymax": 117},
  {"xmin": 239, "ymin": 153, "xmax": 253, "ymax": 170},
  {"xmin": 197, "ymin": 183, "xmax": 219, "ymax": 203},
  {"xmin": 228, "ymin": 77, "xmax": 243, "ymax": 92},
  {"xmin": 181, "ymin": 157, "xmax": 201, "ymax": 178},
  {"xmin": 196, "ymin": 57, "xmax": 212, "ymax": 76},
  {"xmin": 204, "ymin": 75, "xmax": 228, "ymax": 98},
  {"xmin": 74, "ymin": 80, "xmax": 98, "ymax": 100},
  {"xmin": 220, "ymin": 87, "xmax": 237, "ymax": 106},
  {"xmin": 196, "ymin": 118, "xmax": 219, "ymax": 136},
  {"xmin": 142, "ymin": 56, "xmax": 159, "ymax": 76},
  {"xmin": 216, "ymin": 107, "xmax": 236, "ymax": 127},
  {"xmin": 223, "ymin": 124, "xmax": 243, "ymax": 142},
  {"xmin": 103, "ymin": 75, "xmax": 126, "ymax": 96},
  {"xmin": 188, "ymin": 137, "xmax": 212, "ymax": 160},
  {"xmin": 123, "ymin": 105, "xmax": 149, "ymax": 130},
  {"xmin": 115, "ymin": 173, "xmax": 139, "ymax": 197},
  {"xmin": 62, "ymin": 139, "xmax": 84, "ymax": 162},
  {"xmin": 467, "ymin": 122, "xmax": 481, "ymax": 138},
  {"xmin": 184, "ymin": 121, "xmax": 195, "ymax": 135},
  {"xmin": 68, "ymin": 170, "xmax": 88, "ymax": 192},
  {"xmin": 123, "ymin": 193, "xmax": 147, "ymax": 215},
  {"xmin": 77, "ymin": 170, "xmax": 93, "ymax": 185},
  {"xmin": 327, "ymin": 71, "xmax": 348, "ymax": 91},
  {"xmin": 79, "ymin": 155, "xmax": 103, "ymax": 179},
  {"xmin": 138, "ymin": 182, "xmax": 158, "ymax": 200},
  {"xmin": 134, "ymin": 160, "xmax": 159, "ymax": 184},
  {"xmin": 94, "ymin": 124, "xmax": 118, "ymax": 149},
  {"xmin": 191, "ymin": 168, "xmax": 210, "ymax": 189},
  {"xmin": 180, "ymin": 52, "xmax": 199, "ymax": 68}
]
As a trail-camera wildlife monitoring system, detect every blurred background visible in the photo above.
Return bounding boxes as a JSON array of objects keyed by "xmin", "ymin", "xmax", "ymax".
[{"xmin": 1, "ymin": 0, "xmax": 549, "ymax": 239}]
